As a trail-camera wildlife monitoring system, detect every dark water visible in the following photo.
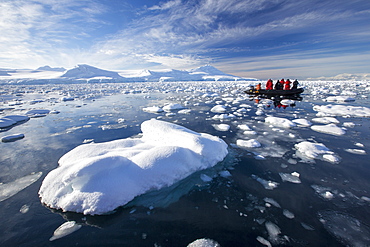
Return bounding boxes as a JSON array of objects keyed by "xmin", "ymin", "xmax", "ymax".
[{"xmin": 1, "ymin": 82, "xmax": 370, "ymax": 246}]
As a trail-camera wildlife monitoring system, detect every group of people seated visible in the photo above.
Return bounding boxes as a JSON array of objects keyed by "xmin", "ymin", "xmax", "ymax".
[{"xmin": 255, "ymin": 79, "xmax": 299, "ymax": 91}]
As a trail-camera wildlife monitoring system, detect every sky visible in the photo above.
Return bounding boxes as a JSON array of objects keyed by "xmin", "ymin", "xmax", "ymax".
[{"xmin": 0, "ymin": 0, "xmax": 370, "ymax": 79}]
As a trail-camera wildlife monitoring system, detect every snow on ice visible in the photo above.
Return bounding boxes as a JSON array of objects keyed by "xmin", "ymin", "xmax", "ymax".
[
  {"xmin": 295, "ymin": 141, "xmax": 340, "ymax": 163},
  {"xmin": 38, "ymin": 119, "xmax": 228, "ymax": 215}
]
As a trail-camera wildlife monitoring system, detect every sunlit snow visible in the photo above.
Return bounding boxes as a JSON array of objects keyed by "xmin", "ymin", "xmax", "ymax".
[{"xmin": 39, "ymin": 119, "xmax": 228, "ymax": 215}]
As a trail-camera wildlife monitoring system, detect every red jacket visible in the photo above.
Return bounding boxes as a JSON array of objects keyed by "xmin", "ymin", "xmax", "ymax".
[
  {"xmin": 284, "ymin": 80, "xmax": 291, "ymax": 90},
  {"xmin": 266, "ymin": 79, "xmax": 273, "ymax": 90}
]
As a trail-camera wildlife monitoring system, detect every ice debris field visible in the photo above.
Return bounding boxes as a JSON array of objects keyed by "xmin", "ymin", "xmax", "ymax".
[{"xmin": 1, "ymin": 79, "xmax": 370, "ymax": 246}]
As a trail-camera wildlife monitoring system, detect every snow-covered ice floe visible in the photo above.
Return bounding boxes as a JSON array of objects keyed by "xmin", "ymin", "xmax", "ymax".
[
  {"xmin": 295, "ymin": 141, "xmax": 340, "ymax": 163},
  {"xmin": 39, "ymin": 119, "xmax": 228, "ymax": 215},
  {"xmin": 265, "ymin": 116, "xmax": 296, "ymax": 128},
  {"xmin": 313, "ymin": 104, "xmax": 370, "ymax": 117}
]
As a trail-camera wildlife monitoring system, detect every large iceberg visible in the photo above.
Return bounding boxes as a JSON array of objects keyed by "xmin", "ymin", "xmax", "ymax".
[{"xmin": 39, "ymin": 119, "xmax": 228, "ymax": 215}]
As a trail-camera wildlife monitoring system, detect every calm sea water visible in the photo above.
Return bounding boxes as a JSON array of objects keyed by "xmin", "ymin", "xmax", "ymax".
[{"xmin": 1, "ymin": 82, "xmax": 370, "ymax": 246}]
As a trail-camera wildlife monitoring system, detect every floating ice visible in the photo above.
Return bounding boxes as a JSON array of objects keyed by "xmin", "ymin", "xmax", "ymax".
[
  {"xmin": 236, "ymin": 139, "xmax": 261, "ymax": 148},
  {"xmin": 313, "ymin": 104, "xmax": 370, "ymax": 117},
  {"xmin": 311, "ymin": 117, "xmax": 339, "ymax": 124},
  {"xmin": 325, "ymin": 96, "xmax": 355, "ymax": 102},
  {"xmin": 265, "ymin": 221, "xmax": 281, "ymax": 243},
  {"xmin": 178, "ymin": 109, "xmax": 192, "ymax": 114},
  {"xmin": 0, "ymin": 118, "xmax": 16, "ymax": 128},
  {"xmin": 252, "ymin": 175, "xmax": 279, "ymax": 190},
  {"xmin": 345, "ymin": 149, "xmax": 366, "ymax": 155},
  {"xmin": 318, "ymin": 210, "xmax": 370, "ymax": 247},
  {"xmin": 283, "ymin": 209, "xmax": 295, "ymax": 219},
  {"xmin": 1, "ymin": 133, "xmax": 25, "ymax": 142},
  {"xmin": 210, "ymin": 105, "xmax": 227, "ymax": 113},
  {"xmin": 279, "ymin": 173, "xmax": 301, "ymax": 184},
  {"xmin": 311, "ymin": 123, "xmax": 346, "ymax": 136},
  {"xmin": 39, "ymin": 119, "xmax": 228, "ymax": 215},
  {"xmin": 26, "ymin": 109, "xmax": 50, "ymax": 117},
  {"xmin": 256, "ymin": 236, "xmax": 272, "ymax": 247},
  {"xmin": 295, "ymin": 141, "xmax": 339, "ymax": 163},
  {"xmin": 187, "ymin": 238, "xmax": 220, "ymax": 247},
  {"xmin": 212, "ymin": 124, "xmax": 230, "ymax": 131},
  {"xmin": 237, "ymin": 124, "xmax": 252, "ymax": 131},
  {"xmin": 163, "ymin": 103, "xmax": 184, "ymax": 111},
  {"xmin": 49, "ymin": 221, "xmax": 81, "ymax": 241},
  {"xmin": 0, "ymin": 115, "xmax": 30, "ymax": 128},
  {"xmin": 292, "ymin": 118, "xmax": 312, "ymax": 127},
  {"xmin": 142, "ymin": 106, "xmax": 164, "ymax": 113},
  {"xmin": 0, "ymin": 172, "xmax": 42, "ymax": 202},
  {"xmin": 263, "ymin": 197, "xmax": 281, "ymax": 208},
  {"xmin": 265, "ymin": 116, "xmax": 296, "ymax": 128}
]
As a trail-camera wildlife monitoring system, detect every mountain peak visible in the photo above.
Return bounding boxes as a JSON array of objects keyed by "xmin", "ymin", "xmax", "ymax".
[{"xmin": 62, "ymin": 64, "xmax": 123, "ymax": 79}]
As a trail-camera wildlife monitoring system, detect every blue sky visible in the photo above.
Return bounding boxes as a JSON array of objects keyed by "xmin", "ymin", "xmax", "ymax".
[{"xmin": 0, "ymin": 0, "xmax": 369, "ymax": 79}]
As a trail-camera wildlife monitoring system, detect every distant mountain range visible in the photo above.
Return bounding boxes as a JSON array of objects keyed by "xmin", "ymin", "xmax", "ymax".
[{"xmin": 0, "ymin": 64, "xmax": 257, "ymax": 84}]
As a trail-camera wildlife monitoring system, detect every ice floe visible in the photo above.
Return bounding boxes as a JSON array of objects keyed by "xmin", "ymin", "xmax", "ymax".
[
  {"xmin": 314, "ymin": 104, "xmax": 370, "ymax": 117},
  {"xmin": 39, "ymin": 119, "xmax": 228, "ymax": 215},
  {"xmin": 0, "ymin": 172, "xmax": 42, "ymax": 202},
  {"xmin": 295, "ymin": 141, "xmax": 340, "ymax": 163},
  {"xmin": 318, "ymin": 210, "xmax": 370, "ymax": 247},
  {"xmin": 187, "ymin": 238, "xmax": 220, "ymax": 247},
  {"xmin": 1, "ymin": 133, "xmax": 25, "ymax": 142},
  {"xmin": 265, "ymin": 116, "xmax": 296, "ymax": 128},
  {"xmin": 49, "ymin": 221, "xmax": 81, "ymax": 241},
  {"xmin": 311, "ymin": 123, "xmax": 346, "ymax": 136},
  {"xmin": 236, "ymin": 139, "xmax": 261, "ymax": 148}
]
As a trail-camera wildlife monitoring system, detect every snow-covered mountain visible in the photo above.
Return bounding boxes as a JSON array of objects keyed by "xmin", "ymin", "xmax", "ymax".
[
  {"xmin": 0, "ymin": 64, "xmax": 257, "ymax": 84},
  {"xmin": 36, "ymin": 65, "xmax": 66, "ymax": 72},
  {"xmin": 61, "ymin": 64, "xmax": 123, "ymax": 79}
]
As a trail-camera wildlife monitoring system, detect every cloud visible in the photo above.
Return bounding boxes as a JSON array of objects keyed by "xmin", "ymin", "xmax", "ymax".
[{"xmin": 0, "ymin": 0, "xmax": 369, "ymax": 78}]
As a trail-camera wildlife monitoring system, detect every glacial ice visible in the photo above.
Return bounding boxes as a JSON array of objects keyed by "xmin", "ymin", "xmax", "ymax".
[{"xmin": 38, "ymin": 119, "xmax": 228, "ymax": 215}]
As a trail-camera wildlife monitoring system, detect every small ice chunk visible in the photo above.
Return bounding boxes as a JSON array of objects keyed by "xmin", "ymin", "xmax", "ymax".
[
  {"xmin": 323, "ymin": 154, "xmax": 341, "ymax": 163},
  {"xmin": 311, "ymin": 124, "xmax": 346, "ymax": 136},
  {"xmin": 252, "ymin": 175, "xmax": 279, "ymax": 190},
  {"xmin": 187, "ymin": 238, "xmax": 220, "ymax": 247},
  {"xmin": 344, "ymin": 149, "xmax": 366, "ymax": 155},
  {"xmin": 0, "ymin": 172, "xmax": 42, "ymax": 202},
  {"xmin": 256, "ymin": 236, "xmax": 272, "ymax": 247},
  {"xmin": 20, "ymin": 204, "xmax": 30, "ymax": 214},
  {"xmin": 311, "ymin": 117, "xmax": 339, "ymax": 124},
  {"xmin": 292, "ymin": 119, "xmax": 312, "ymax": 127},
  {"xmin": 343, "ymin": 122, "xmax": 355, "ymax": 128},
  {"xmin": 265, "ymin": 221, "xmax": 281, "ymax": 242},
  {"xmin": 26, "ymin": 109, "xmax": 50, "ymax": 117},
  {"xmin": 236, "ymin": 139, "xmax": 261, "ymax": 148},
  {"xmin": 163, "ymin": 103, "xmax": 184, "ymax": 111},
  {"xmin": 265, "ymin": 116, "xmax": 296, "ymax": 128},
  {"xmin": 200, "ymin": 174, "xmax": 213, "ymax": 182},
  {"xmin": 295, "ymin": 141, "xmax": 336, "ymax": 161},
  {"xmin": 1, "ymin": 133, "xmax": 25, "ymax": 142},
  {"xmin": 283, "ymin": 209, "xmax": 295, "ymax": 219},
  {"xmin": 212, "ymin": 124, "xmax": 230, "ymax": 131},
  {"xmin": 49, "ymin": 221, "xmax": 82, "ymax": 241},
  {"xmin": 243, "ymin": 130, "xmax": 257, "ymax": 135},
  {"xmin": 142, "ymin": 106, "xmax": 164, "ymax": 113},
  {"xmin": 263, "ymin": 197, "xmax": 281, "ymax": 208},
  {"xmin": 279, "ymin": 173, "xmax": 301, "ymax": 183},
  {"xmin": 219, "ymin": 170, "xmax": 231, "ymax": 178},
  {"xmin": 237, "ymin": 124, "xmax": 252, "ymax": 131},
  {"xmin": 178, "ymin": 109, "xmax": 192, "ymax": 114},
  {"xmin": 210, "ymin": 105, "xmax": 227, "ymax": 113}
]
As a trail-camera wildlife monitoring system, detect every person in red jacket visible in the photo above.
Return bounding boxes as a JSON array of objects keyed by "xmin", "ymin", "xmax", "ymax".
[
  {"xmin": 284, "ymin": 79, "xmax": 292, "ymax": 90},
  {"xmin": 266, "ymin": 79, "xmax": 273, "ymax": 90}
]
